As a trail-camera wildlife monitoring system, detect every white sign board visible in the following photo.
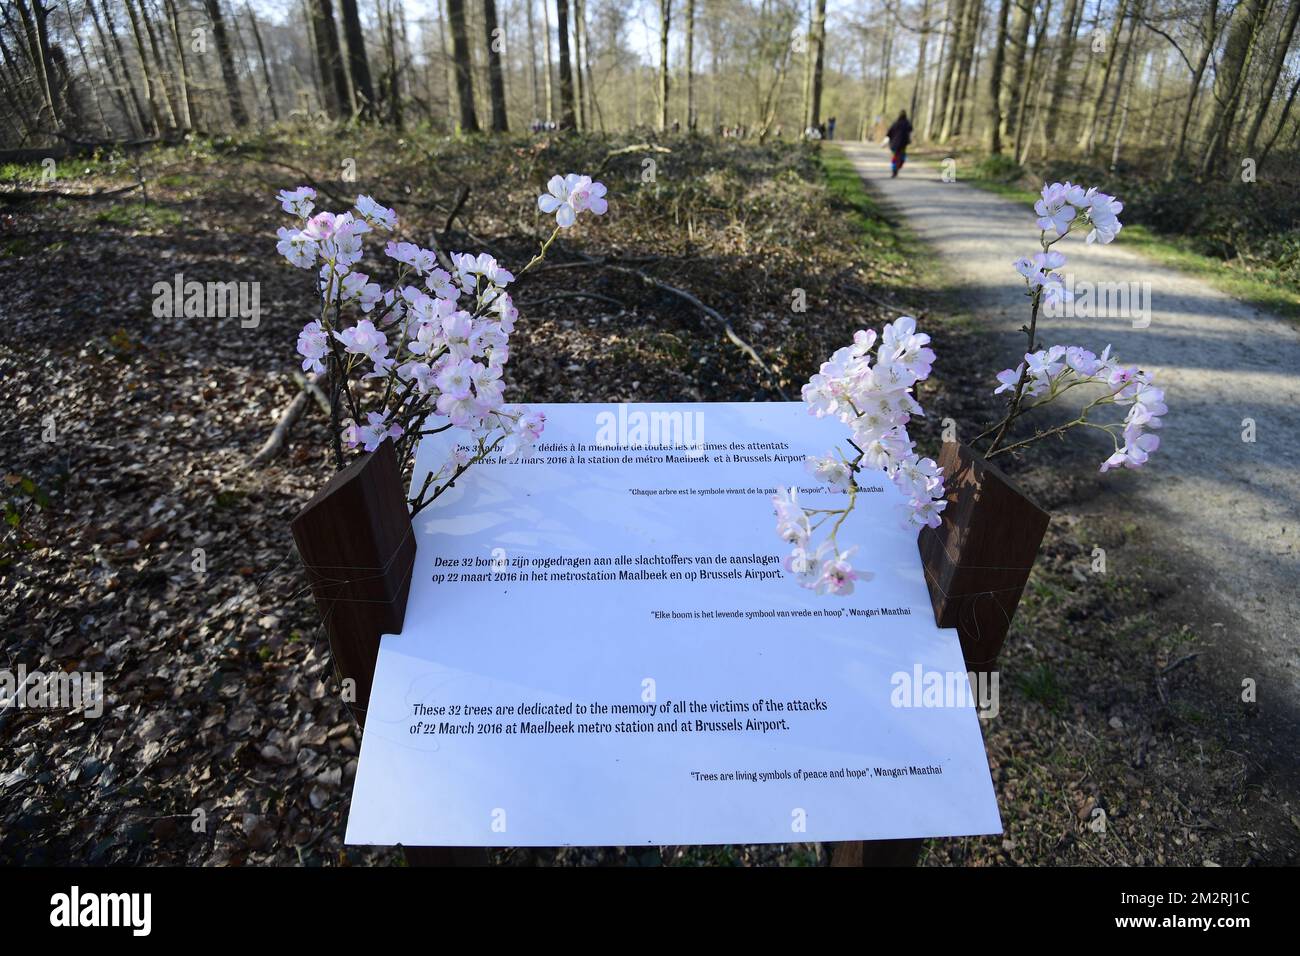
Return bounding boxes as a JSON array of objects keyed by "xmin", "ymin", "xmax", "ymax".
[{"xmin": 345, "ymin": 403, "xmax": 1001, "ymax": 847}]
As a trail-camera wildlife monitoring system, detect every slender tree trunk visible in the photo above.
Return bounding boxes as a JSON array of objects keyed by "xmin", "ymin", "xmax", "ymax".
[
  {"xmin": 1260, "ymin": 70, "xmax": 1300, "ymax": 164},
  {"xmin": 483, "ymin": 0, "xmax": 509, "ymax": 130},
  {"xmin": 91, "ymin": 0, "xmax": 145, "ymax": 135},
  {"xmin": 438, "ymin": 0, "xmax": 455, "ymax": 126},
  {"xmin": 206, "ymin": 0, "xmax": 250, "ymax": 127},
  {"xmin": 1077, "ymin": 0, "xmax": 1129, "ymax": 154},
  {"xmin": 1099, "ymin": 0, "xmax": 1140, "ymax": 147},
  {"xmin": 139, "ymin": 0, "xmax": 180, "ymax": 130},
  {"xmin": 1110, "ymin": 57, "xmax": 1134, "ymax": 169},
  {"xmin": 1043, "ymin": 0, "xmax": 1081, "ymax": 145},
  {"xmin": 246, "ymin": 3, "xmax": 279, "ymax": 122},
  {"xmin": 542, "ymin": 0, "xmax": 554, "ymax": 122},
  {"xmin": 986, "ymin": 0, "xmax": 1012, "ymax": 154},
  {"xmin": 1170, "ymin": 0, "xmax": 1219, "ymax": 172},
  {"xmin": 15, "ymin": 0, "xmax": 57, "ymax": 127},
  {"xmin": 307, "ymin": 0, "xmax": 349, "ymax": 118},
  {"xmin": 339, "ymin": 0, "xmax": 375, "ymax": 118},
  {"xmin": 876, "ymin": 21, "xmax": 893, "ymax": 117},
  {"xmin": 525, "ymin": 0, "xmax": 539, "ymax": 121},
  {"xmin": 809, "ymin": 0, "xmax": 827, "ymax": 127},
  {"xmin": 382, "ymin": 0, "xmax": 401, "ymax": 129},
  {"xmin": 1198, "ymin": 0, "xmax": 1266, "ymax": 176},
  {"xmin": 124, "ymin": 0, "xmax": 165, "ymax": 133},
  {"xmin": 1243, "ymin": 0, "xmax": 1300, "ymax": 158},
  {"xmin": 70, "ymin": 8, "xmax": 112, "ymax": 136},
  {"xmin": 924, "ymin": 0, "xmax": 953, "ymax": 139},
  {"xmin": 940, "ymin": 0, "xmax": 978, "ymax": 141},
  {"xmin": 570, "ymin": 0, "xmax": 585, "ymax": 128},
  {"xmin": 912, "ymin": 0, "xmax": 932, "ymax": 118},
  {"xmin": 655, "ymin": 0, "xmax": 670, "ymax": 130},
  {"xmin": 684, "ymin": 0, "xmax": 695, "ymax": 130},
  {"xmin": 1140, "ymin": 47, "xmax": 1164, "ymax": 142},
  {"xmin": 1002, "ymin": 0, "xmax": 1033, "ymax": 140},
  {"xmin": 447, "ymin": 0, "xmax": 478, "ymax": 131},
  {"xmin": 1014, "ymin": 0, "xmax": 1051, "ymax": 159},
  {"xmin": 164, "ymin": 0, "xmax": 194, "ymax": 131}
]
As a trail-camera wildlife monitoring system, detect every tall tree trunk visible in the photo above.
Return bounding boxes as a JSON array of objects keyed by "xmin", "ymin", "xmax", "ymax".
[
  {"xmin": 1260, "ymin": 70, "xmax": 1300, "ymax": 164},
  {"xmin": 1169, "ymin": 0, "xmax": 1219, "ymax": 172},
  {"xmin": 206, "ymin": 0, "xmax": 250, "ymax": 127},
  {"xmin": 246, "ymin": 3, "xmax": 279, "ymax": 122},
  {"xmin": 655, "ymin": 0, "xmax": 670, "ymax": 130},
  {"xmin": 139, "ymin": 0, "xmax": 180, "ymax": 130},
  {"xmin": 1013, "ymin": 0, "xmax": 1051, "ymax": 159},
  {"xmin": 684, "ymin": 0, "xmax": 695, "ymax": 129},
  {"xmin": 912, "ymin": 0, "xmax": 932, "ymax": 118},
  {"xmin": 15, "ymin": 0, "xmax": 58, "ymax": 128},
  {"xmin": 447, "ymin": 0, "xmax": 479, "ymax": 131},
  {"xmin": 940, "ymin": 0, "xmax": 978, "ymax": 141},
  {"xmin": 1099, "ymin": 0, "xmax": 1139, "ymax": 147},
  {"xmin": 1110, "ymin": 55, "xmax": 1134, "ymax": 169},
  {"xmin": 306, "ymin": 0, "xmax": 348, "ymax": 118},
  {"xmin": 339, "ymin": 0, "xmax": 375, "ymax": 118},
  {"xmin": 382, "ymin": 0, "xmax": 402, "ymax": 129},
  {"xmin": 924, "ymin": 0, "xmax": 953, "ymax": 139},
  {"xmin": 986, "ymin": 0, "xmax": 1012, "ymax": 154},
  {"xmin": 1002, "ymin": 0, "xmax": 1033, "ymax": 141},
  {"xmin": 1198, "ymin": 0, "xmax": 1266, "ymax": 176},
  {"xmin": 438, "ymin": 0, "xmax": 455, "ymax": 125},
  {"xmin": 484, "ymin": 0, "xmax": 509, "ymax": 130},
  {"xmin": 69, "ymin": 8, "xmax": 112, "ymax": 136},
  {"xmin": 809, "ymin": 0, "xmax": 827, "ymax": 127},
  {"xmin": 570, "ymin": 0, "xmax": 585, "ymax": 128},
  {"xmin": 165, "ymin": 0, "xmax": 194, "ymax": 131},
  {"xmin": 876, "ymin": 21, "xmax": 893, "ymax": 117},
  {"xmin": 124, "ymin": 0, "xmax": 165, "ymax": 133},
  {"xmin": 1077, "ymin": 0, "xmax": 1129, "ymax": 154},
  {"xmin": 91, "ymin": 0, "xmax": 146, "ymax": 135},
  {"xmin": 1243, "ymin": 0, "xmax": 1300, "ymax": 158},
  {"xmin": 578, "ymin": 0, "xmax": 597, "ymax": 129},
  {"xmin": 542, "ymin": 0, "xmax": 554, "ymax": 122},
  {"xmin": 525, "ymin": 0, "xmax": 539, "ymax": 121},
  {"xmin": 1042, "ymin": 0, "xmax": 1081, "ymax": 145}
]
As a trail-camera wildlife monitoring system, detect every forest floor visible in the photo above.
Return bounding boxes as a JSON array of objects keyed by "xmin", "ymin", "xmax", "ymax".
[{"xmin": 1, "ymin": 129, "xmax": 1296, "ymax": 865}]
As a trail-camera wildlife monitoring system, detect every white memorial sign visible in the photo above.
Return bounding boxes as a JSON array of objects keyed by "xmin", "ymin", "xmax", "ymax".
[{"xmin": 345, "ymin": 402, "xmax": 1001, "ymax": 847}]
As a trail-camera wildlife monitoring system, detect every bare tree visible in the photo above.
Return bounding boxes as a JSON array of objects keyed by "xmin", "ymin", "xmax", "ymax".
[
  {"xmin": 986, "ymin": 0, "xmax": 1012, "ymax": 154},
  {"xmin": 339, "ymin": 0, "xmax": 375, "ymax": 118},
  {"xmin": 808, "ymin": 0, "xmax": 827, "ymax": 128},
  {"xmin": 657, "ymin": 0, "xmax": 670, "ymax": 130},
  {"xmin": 448, "ymin": 0, "xmax": 478, "ymax": 131},
  {"xmin": 483, "ymin": 0, "xmax": 508, "ymax": 130}
]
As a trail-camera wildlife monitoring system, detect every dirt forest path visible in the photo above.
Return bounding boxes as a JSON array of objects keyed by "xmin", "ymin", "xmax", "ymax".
[{"xmin": 837, "ymin": 141, "xmax": 1300, "ymax": 719}]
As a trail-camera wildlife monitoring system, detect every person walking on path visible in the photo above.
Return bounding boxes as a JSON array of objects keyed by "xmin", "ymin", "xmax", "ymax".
[{"xmin": 886, "ymin": 111, "xmax": 912, "ymax": 177}]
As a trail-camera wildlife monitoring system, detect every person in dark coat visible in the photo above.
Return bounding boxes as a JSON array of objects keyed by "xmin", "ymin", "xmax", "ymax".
[{"xmin": 886, "ymin": 111, "xmax": 913, "ymax": 178}]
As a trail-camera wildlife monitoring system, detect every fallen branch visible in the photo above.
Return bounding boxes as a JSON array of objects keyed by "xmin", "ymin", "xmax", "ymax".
[
  {"xmin": 1, "ymin": 182, "xmax": 142, "ymax": 203},
  {"xmin": 293, "ymin": 371, "xmax": 331, "ymax": 415},
  {"xmin": 603, "ymin": 262, "xmax": 789, "ymax": 400},
  {"xmin": 599, "ymin": 143, "xmax": 672, "ymax": 170},
  {"xmin": 518, "ymin": 291, "xmax": 628, "ymax": 310},
  {"xmin": 252, "ymin": 373, "xmax": 330, "ymax": 465},
  {"xmin": 442, "ymin": 185, "xmax": 471, "ymax": 237},
  {"xmin": 252, "ymin": 157, "xmax": 352, "ymax": 207}
]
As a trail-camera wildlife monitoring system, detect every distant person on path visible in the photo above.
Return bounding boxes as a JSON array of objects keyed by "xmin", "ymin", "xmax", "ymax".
[
  {"xmin": 827, "ymin": 117, "xmax": 836, "ymax": 140},
  {"xmin": 886, "ymin": 111, "xmax": 912, "ymax": 178}
]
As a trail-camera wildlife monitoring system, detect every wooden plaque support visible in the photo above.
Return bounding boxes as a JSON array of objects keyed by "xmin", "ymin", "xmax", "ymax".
[
  {"xmin": 290, "ymin": 440, "xmax": 415, "ymax": 729},
  {"xmin": 917, "ymin": 441, "xmax": 1050, "ymax": 675}
]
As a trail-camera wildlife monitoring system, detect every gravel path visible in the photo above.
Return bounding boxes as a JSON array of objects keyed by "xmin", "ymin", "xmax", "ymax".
[{"xmin": 838, "ymin": 141, "xmax": 1300, "ymax": 715}]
